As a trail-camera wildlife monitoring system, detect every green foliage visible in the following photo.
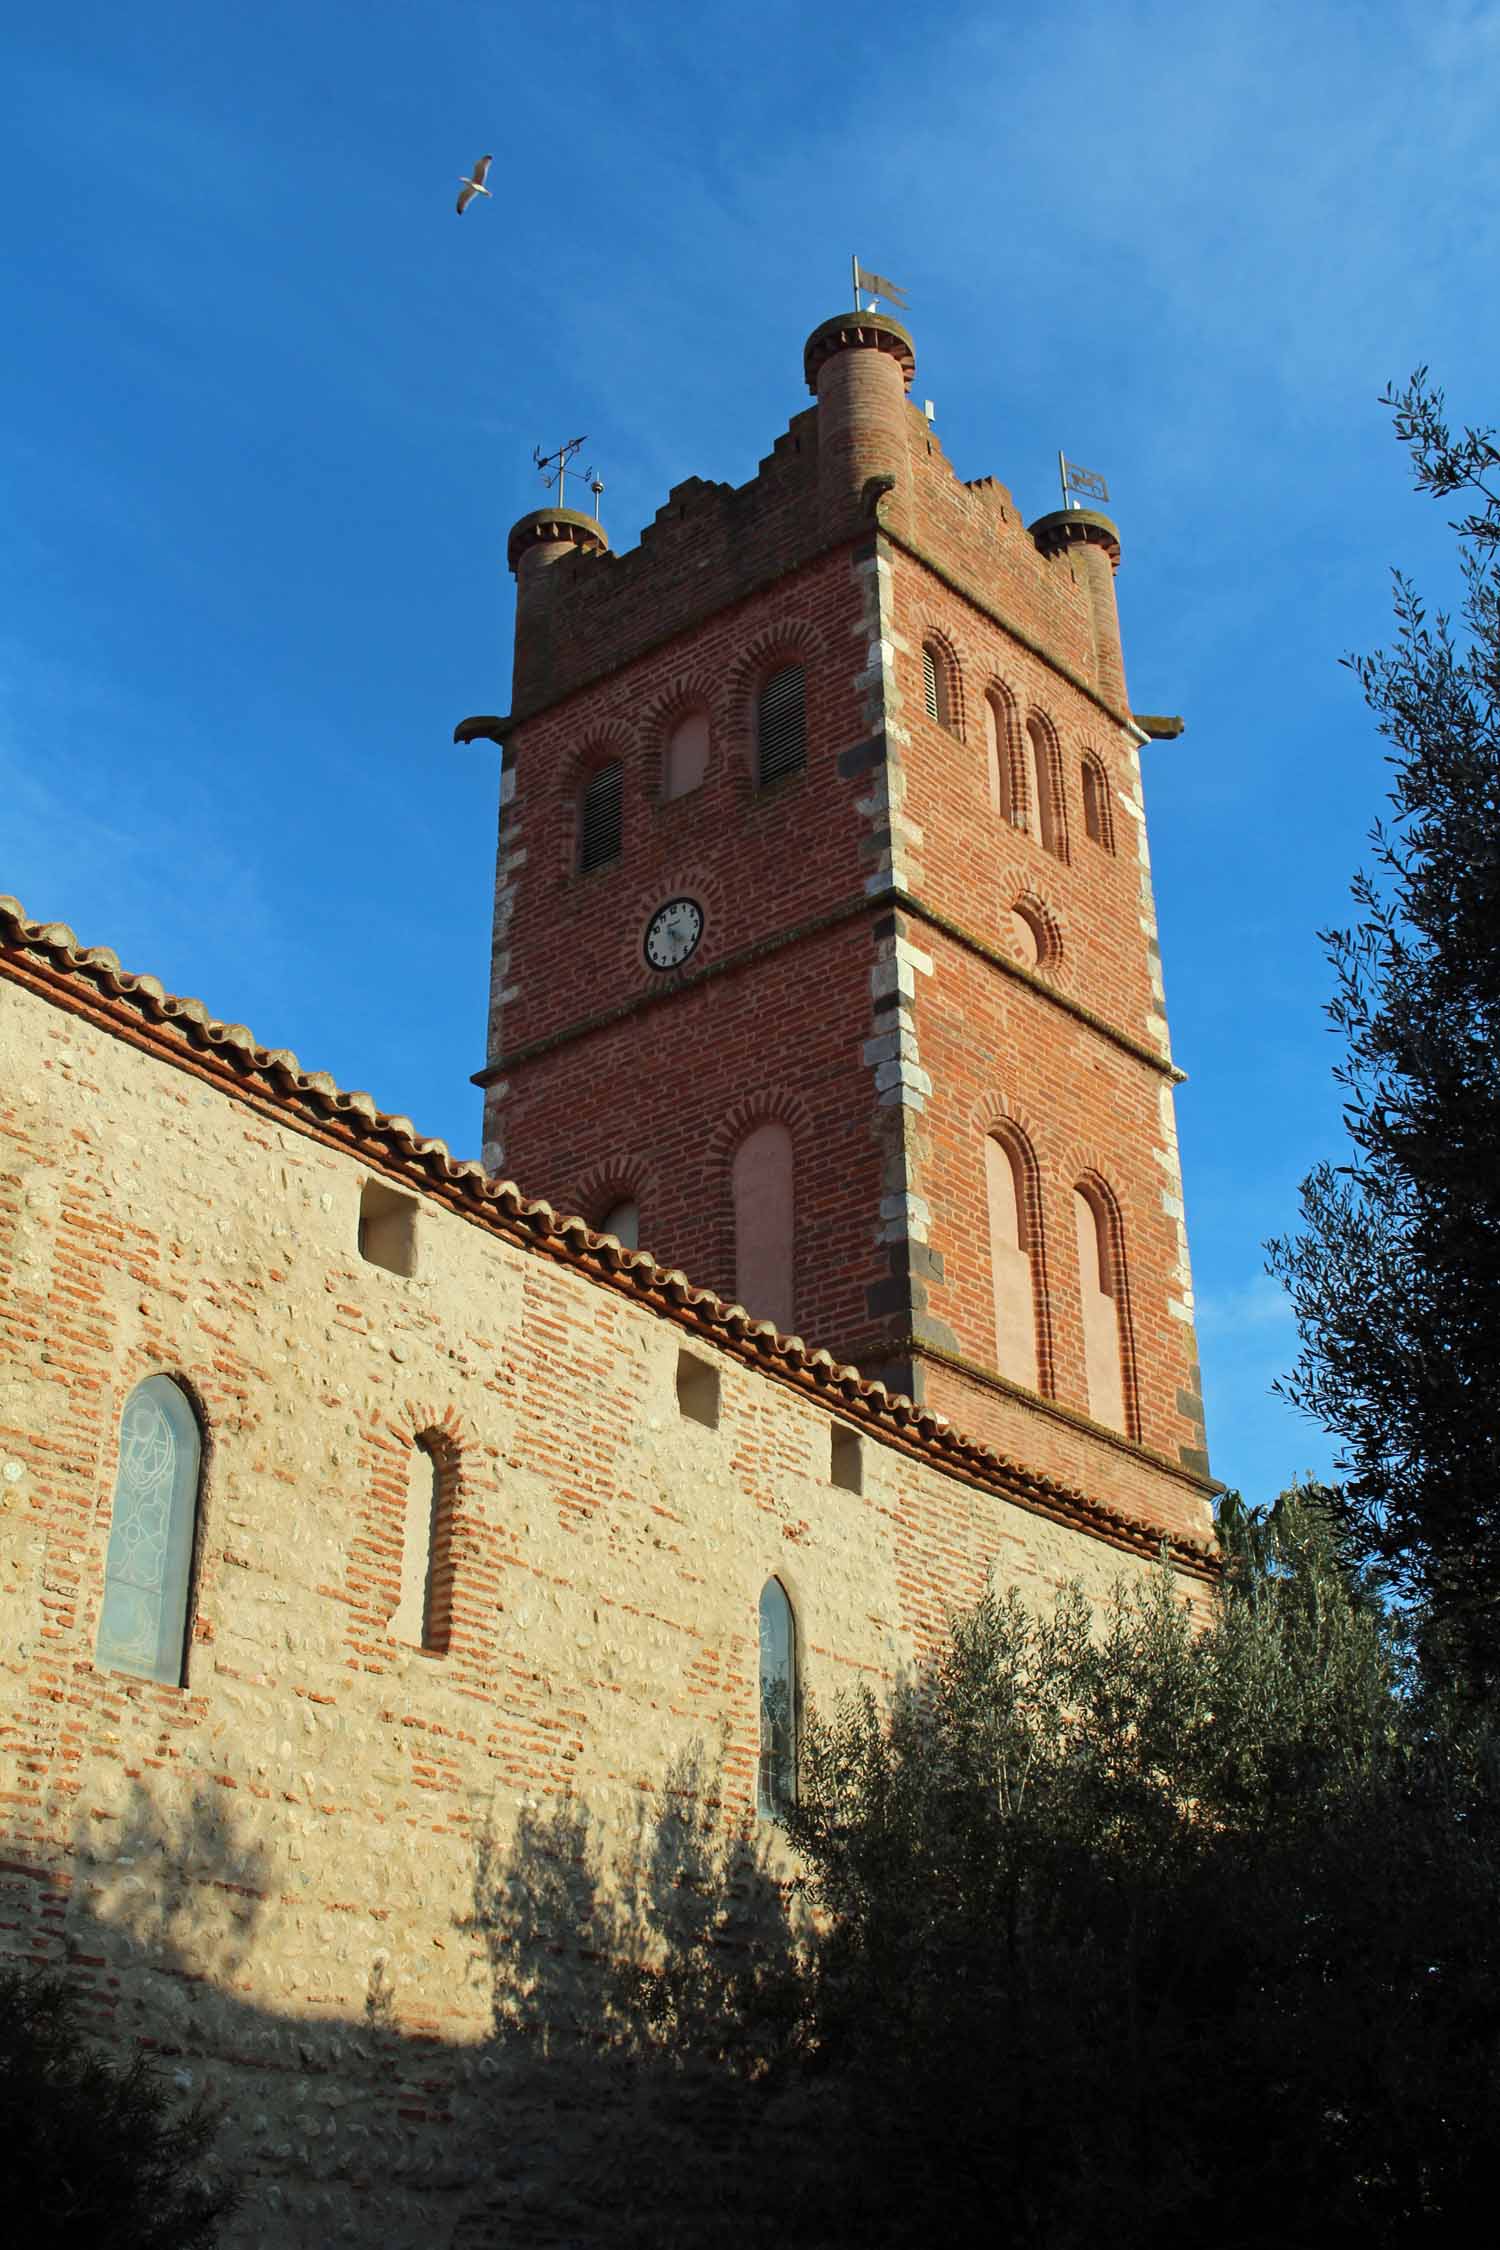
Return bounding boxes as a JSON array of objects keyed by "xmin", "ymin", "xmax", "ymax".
[
  {"xmin": 546, "ymin": 1505, "xmax": 1500, "ymax": 2250},
  {"xmin": 1268, "ymin": 373, "xmax": 1500, "ymax": 1694},
  {"xmin": 0, "ymin": 1962, "xmax": 236, "ymax": 2248}
]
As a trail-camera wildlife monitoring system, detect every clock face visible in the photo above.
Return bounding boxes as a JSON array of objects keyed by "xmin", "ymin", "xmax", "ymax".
[{"xmin": 644, "ymin": 896, "xmax": 704, "ymax": 972}]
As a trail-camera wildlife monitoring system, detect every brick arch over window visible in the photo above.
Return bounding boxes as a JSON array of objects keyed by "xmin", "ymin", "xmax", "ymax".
[
  {"xmin": 1024, "ymin": 708, "xmax": 1071, "ymax": 861},
  {"xmin": 726, "ymin": 626, "xmax": 825, "ymax": 792},
  {"xmin": 1071, "ymin": 1171, "xmax": 1140, "ymax": 1441},
  {"xmin": 1081, "ymin": 748, "xmax": 1115, "ymax": 851},
  {"xmin": 386, "ymin": 1410, "xmax": 465, "ymax": 1656},
  {"xmin": 706, "ymin": 1090, "xmax": 813, "ymax": 1333},
  {"xmin": 984, "ymin": 679, "xmax": 1025, "ymax": 822},
  {"xmin": 563, "ymin": 1155, "xmax": 662, "ymax": 1254},
  {"xmin": 640, "ymin": 673, "xmax": 722, "ymax": 803},
  {"xmin": 915, "ymin": 622, "xmax": 964, "ymax": 737}
]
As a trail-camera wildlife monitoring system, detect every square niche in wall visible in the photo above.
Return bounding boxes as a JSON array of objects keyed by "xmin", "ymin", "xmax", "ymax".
[{"xmin": 358, "ymin": 1179, "xmax": 419, "ymax": 1277}]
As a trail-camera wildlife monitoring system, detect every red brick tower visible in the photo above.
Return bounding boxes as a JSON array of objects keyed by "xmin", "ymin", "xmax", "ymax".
[{"xmin": 460, "ymin": 308, "xmax": 1213, "ymax": 1548}]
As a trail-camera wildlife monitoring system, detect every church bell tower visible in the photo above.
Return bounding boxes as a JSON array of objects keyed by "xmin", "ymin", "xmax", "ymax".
[{"xmin": 459, "ymin": 303, "xmax": 1214, "ymax": 1551}]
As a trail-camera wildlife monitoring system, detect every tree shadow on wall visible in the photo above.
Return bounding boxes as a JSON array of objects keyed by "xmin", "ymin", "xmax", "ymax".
[
  {"xmin": 456, "ymin": 1742, "xmax": 819, "ymax": 2250},
  {"xmin": 7, "ymin": 1780, "xmax": 480, "ymax": 2241},
  {"xmin": 2, "ymin": 1753, "xmax": 827, "ymax": 2248}
]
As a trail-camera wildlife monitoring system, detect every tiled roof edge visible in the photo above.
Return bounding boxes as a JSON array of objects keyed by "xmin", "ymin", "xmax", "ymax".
[{"xmin": 0, "ymin": 896, "xmax": 1220, "ymax": 1583}]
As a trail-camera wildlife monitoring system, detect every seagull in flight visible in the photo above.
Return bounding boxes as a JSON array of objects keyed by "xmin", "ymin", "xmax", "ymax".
[{"xmin": 457, "ymin": 155, "xmax": 492, "ymax": 215}]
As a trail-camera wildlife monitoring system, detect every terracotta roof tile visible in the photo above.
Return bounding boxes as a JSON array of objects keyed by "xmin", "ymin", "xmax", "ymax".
[{"xmin": 0, "ymin": 895, "xmax": 1218, "ymax": 1581}]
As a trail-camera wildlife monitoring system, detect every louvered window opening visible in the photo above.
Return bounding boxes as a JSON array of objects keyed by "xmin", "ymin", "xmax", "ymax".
[
  {"xmin": 578, "ymin": 761, "xmax": 623, "ymax": 872},
  {"xmin": 923, "ymin": 645, "xmax": 941, "ymax": 721},
  {"xmin": 757, "ymin": 665, "xmax": 806, "ymax": 787}
]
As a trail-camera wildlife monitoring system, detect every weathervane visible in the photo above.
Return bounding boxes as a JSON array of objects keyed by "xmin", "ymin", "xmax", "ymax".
[
  {"xmin": 851, "ymin": 255, "xmax": 908, "ymax": 316},
  {"xmin": 533, "ymin": 435, "xmax": 594, "ymax": 514},
  {"xmin": 1058, "ymin": 453, "xmax": 1110, "ymax": 511}
]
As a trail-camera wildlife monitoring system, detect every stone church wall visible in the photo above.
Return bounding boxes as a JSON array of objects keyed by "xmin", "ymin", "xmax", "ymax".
[{"xmin": 0, "ymin": 927, "xmax": 1211, "ymax": 2246}]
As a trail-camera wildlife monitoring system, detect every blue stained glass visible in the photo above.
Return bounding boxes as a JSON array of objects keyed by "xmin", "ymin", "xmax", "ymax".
[
  {"xmin": 96, "ymin": 1377, "xmax": 202, "ymax": 1686},
  {"xmin": 757, "ymin": 1577, "xmax": 797, "ymax": 1819}
]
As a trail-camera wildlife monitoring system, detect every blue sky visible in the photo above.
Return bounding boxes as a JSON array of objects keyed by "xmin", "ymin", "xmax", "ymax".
[{"xmin": 5, "ymin": 0, "xmax": 1498, "ymax": 1502}]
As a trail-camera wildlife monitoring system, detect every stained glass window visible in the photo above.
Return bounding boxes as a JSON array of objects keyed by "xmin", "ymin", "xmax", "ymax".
[
  {"xmin": 95, "ymin": 1376, "xmax": 202, "ymax": 1686},
  {"xmin": 757, "ymin": 1577, "xmax": 797, "ymax": 1819}
]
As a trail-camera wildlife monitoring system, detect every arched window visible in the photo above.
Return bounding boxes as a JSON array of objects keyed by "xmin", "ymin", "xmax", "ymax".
[
  {"xmin": 96, "ymin": 1375, "xmax": 203, "ymax": 1686},
  {"xmin": 389, "ymin": 1433, "xmax": 455, "ymax": 1655},
  {"xmin": 984, "ymin": 692, "xmax": 1015, "ymax": 821},
  {"xmin": 578, "ymin": 759, "xmax": 624, "ymax": 872},
  {"xmin": 601, "ymin": 1198, "xmax": 640, "ymax": 1250},
  {"xmin": 757, "ymin": 1576, "xmax": 797, "ymax": 1818},
  {"xmin": 662, "ymin": 710, "xmax": 709, "ymax": 802},
  {"xmin": 1082, "ymin": 753, "xmax": 1114, "ymax": 850},
  {"xmin": 732, "ymin": 1121, "xmax": 795, "ymax": 1331},
  {"xmin": 756, "ymin": 664, "xmax": 806, "ymax": 788},
  {"xmin": 1074, "ymin": 1184, "xmax": 1128, "ymax": 1435},
  {"xmin": 921, "ymin": 642, "xmax": 954, "ymax": 731},
  {"xmin": 1025, "ymin": 717, "xmax": 1065, "ymax": 857},
  {"xmin": 984, "ymin": 1132, "xmax": 1040, "ymax": 1392}
]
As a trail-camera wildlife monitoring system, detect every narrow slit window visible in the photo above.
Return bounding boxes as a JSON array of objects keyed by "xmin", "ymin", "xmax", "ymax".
[
  {"xmin": 1082, "ymin": 755, "xmax": 1114, "ymax": 850},
  {"xmin": 757, "ymin": 1577, "xmax": 797, "ymax": 1818},
  {"xmin": 923, "ymin": 645, "xmax": 940, "ymax": 721},
  {"xmin": 579, "ymin": 759, "xmax": 624, "ymax": 871},
  {"xmin": 389, "ymin": 1433, "xmax": 454, "ymax": 1655},
  {"xmin": 96, "ymin": 1376, "xmax": 203, "ymax": 1687},
  {"xmin": 757, "ymin": 665, "xmax": 806, "ymax": 787}
]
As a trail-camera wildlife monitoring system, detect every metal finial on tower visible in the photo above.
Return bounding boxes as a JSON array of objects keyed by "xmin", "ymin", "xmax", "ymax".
[
  {"xmin": 851, "ymin": 255, "xmax": 909, "ymax": 316},
  {"xmin": 589, "ymin": 476, "xmax": 605, "ymax": 523},
  {"xmin": 533, "ymin": 435, "xmax": 593, "ymax": 514},
  {"xmin": 1058, "ymin": 452, "xmax": 1110, "ymax": 512}
]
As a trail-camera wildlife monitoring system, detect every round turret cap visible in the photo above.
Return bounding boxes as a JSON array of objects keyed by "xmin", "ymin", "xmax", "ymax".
[
  {"xmin": 506, "ymin": 507, "xmax": 610, "ymax": 575},
  {"xmin": 1029, "ymin": 507, "xmax": 1122, "ymax": 567},
  {"xmin": 803, "ymin": 310, "xmax": 916, "ymax": 395}
]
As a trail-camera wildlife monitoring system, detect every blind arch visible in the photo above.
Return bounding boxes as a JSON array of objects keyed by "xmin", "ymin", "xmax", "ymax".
[
  {"xmin": 984, "ymin": 692, "xmax": 1015, "ymax": 821},
  {"xmin": 662, "ymin": 710, "xmax": 710, "ymax": 801},
  {"xmin": 1025, "ymin": 716, "xmax": 1065, "ymax": 857},
  {"xmin": 985, "ymin": 1131, "xmax": 1041, "ymax": 1392},
  {"xmin": 1074, "ymin": 1182, "xmax": 1129, "ymax": 1435},
  {"xmin": 732, "ymin": 1121, "xmax": 795, "ymax": 1332}
]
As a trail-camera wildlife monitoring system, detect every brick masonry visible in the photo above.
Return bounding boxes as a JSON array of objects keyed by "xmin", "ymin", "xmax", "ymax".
[
  {"xmin": 0, "ymin": 946, "xmax": 1208, "ymax": 2246},
  {"xmin": 480, "ymin": 310, "xmax": 1212, "ymax": 1550}
]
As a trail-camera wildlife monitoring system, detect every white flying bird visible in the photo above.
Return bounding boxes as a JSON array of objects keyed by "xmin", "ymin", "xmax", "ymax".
[{"xmin": 457, "ymin": 155, "xmax": 492, "ymax": 215}]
